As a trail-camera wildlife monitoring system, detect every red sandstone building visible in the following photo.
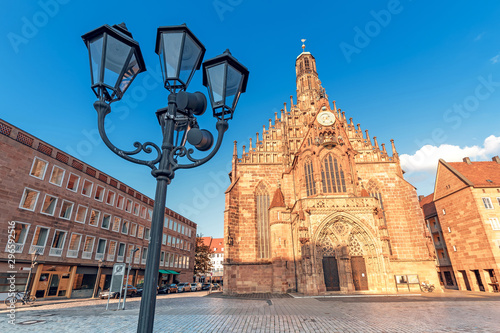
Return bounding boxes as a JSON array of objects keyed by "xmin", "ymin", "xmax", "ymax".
[
  {"xmin": 224, "ymin": 47, "xmax": 439, "ymax": 295},
  {"xmin": 0, "ymin": 119, "xmax": 196, "ymax": 299},
  {"xmin": 427, "ymin": 157, "xmax": 500, "ymax": 292}
]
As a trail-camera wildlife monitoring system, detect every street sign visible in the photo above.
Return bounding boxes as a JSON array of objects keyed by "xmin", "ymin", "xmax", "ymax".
[{"xmin": 106, "ymin": 263, "xmax": 126, "ymax": 310}]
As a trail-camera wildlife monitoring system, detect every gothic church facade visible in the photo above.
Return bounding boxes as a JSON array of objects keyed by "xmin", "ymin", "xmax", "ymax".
[{"xmin": 223, "ymin": 48, "xmax": 439, "ymax": 295}]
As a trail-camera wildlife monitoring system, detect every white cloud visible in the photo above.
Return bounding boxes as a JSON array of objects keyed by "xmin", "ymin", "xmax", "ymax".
[
  {"xmin": 401, "ymin": 135, "xmax": 500, "ymax": 173},
  {"xmin": 474, "ymin": 32, "xmax": 485, "ymax": 41},
  {"xmin": 491, "ymin": 54, "xmax": 500, "ymax": 64}
]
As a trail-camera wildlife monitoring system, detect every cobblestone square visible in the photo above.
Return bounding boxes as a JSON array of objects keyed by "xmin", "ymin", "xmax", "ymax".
[{"xmin": 1, "ymin": 292, "xmax": 499, "ymax": 332}]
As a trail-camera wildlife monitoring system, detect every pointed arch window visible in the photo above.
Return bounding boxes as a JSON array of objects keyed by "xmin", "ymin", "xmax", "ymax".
[
  {"xmin": 304, "ymin": 159, "xmax": 316, "ymax": 196},
  {"xmin": 255, "ymin": 183, "xmax": 270, "ymax": 259},
  {"xmin": 321, "ymin": 155, "xmax": 346, "ymax": 193},
  {"xmin": 304, "ymin": 57, "xmax": 310, "ymax": 70}
]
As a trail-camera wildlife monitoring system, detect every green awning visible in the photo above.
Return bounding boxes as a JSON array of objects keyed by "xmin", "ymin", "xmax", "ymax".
[
  {"xmin": 167, "ymin": 270, "xmax": 179, "ymax": 275},
  {"xmin": 159, "ymin": 270, "xmax": 169, "ymax": 274}
]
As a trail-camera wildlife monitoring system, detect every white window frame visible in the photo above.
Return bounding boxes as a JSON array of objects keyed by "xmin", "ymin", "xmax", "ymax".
[
  {"xmin": 144, "ymin": 228, "xmax": 150, "ymax": 241},
  {"xmin": 74, "ymin": 205, "xmax": 88, "ymax": 224},
  {"xmin": 95, "ymin": 238, "xmax": 107, "ymax": 260},
  {"xmin": 117, "ymin": 242, "xmax": 126, "ymax": 262},
  {"xmin": 164, "ymin": 217, "xmax": 169, "ymax": 228},
  {"xmin": 141, "ymin": 247, "xmax": 148, "ymax": 264},
  {"xmin": 59, "ymin": 200, "xmax": 74, "ymax": 220},
  {"xmin": 106, "ymin": 190, "xmax": 116, "ymax": 206},
  {"xmin": 160, "ymin": 251, "xmax": 165, "ymax": 266},
  {"xmin": 30, "ymin": 226, "xmax": 51, "ymax": 255},
  {"xmin": 133, "ymin": 203, "xmax": 140, "ymax": 216},
  {"xmin": 147, "ymin": 209, "xmax": 153, "ymax": 221},
  {"xmin": 140, "ymin": 206, "xmax": 146, "ymax": 219},
  {"xmin": 88, "ymin": 209, "xmax": 101, "ymax": 227},
  {"xmin": 112, "ymin": 216, "xmax": 121, "ymax": 233},
  {"xmin": 49, "ymin": 165, "xmax": 65, "ymax": 186},
  {"xmin": 81, "ymin": 179, "xmax": 94, "ymax": 197},
  {"xmin": 101, "ymin": 213, "xmax": 111, "ymax": 230},
  {"xmin": 137, "ymin": 225, "xmax": 144, "ymax": 239},
  {"xmin": 82, "ymin": 236, "xmax": 95, "ymax": 259},
  {"xmin": 40, "ymin": 194, "xmax": 58, "ymax": 216},
  {"xmin": 116, "ymin": 195, "xmax": 124, "ymax": 210},
  {"xmin": 162, "ymin": 233, "xmax": 167, "ymax": 245},
  {"xmin": 5, "ymin": 222, "xmax": 30, "ymax": 253},
  {"xmin": 130, "ymin": 223, "xmax": 137, "ymax": 237},
  {"xmin": 168, "ymin": 235, "xmax": 172, "ymax": 247},
  {"xmin": 107, "ymin": 240, "xmax": 117, "ymax": 261},
  {"xmin": 49, "ymin": 229, "xmax": 67, "ymax": 257},
  {"xmin": 19, "ymin": 187, "xmax": 40, "ymax": 211},
  {"xmin": 483, "ymin": 197, "xmax": 494, "ymax": 209},
  {"xmin": 66, "ymin": 232, "xmax": 82, "ymax": 258},
  {"xmin": 94, "ymin": 185, "xmax": 105, "ymax": 202},
  {"xmin": 66, "ymin": 172, "xmax": 80, "ymax": 192},
  {"xmin": 125, "ymin": 199, "xmax": 132, "ymax": 213},
  {"xmin": 121, "ymin": 220, "xmax": 130, "ymax": 235},
  {"xmin": 489, "ymin": 217, "xmax": 500, "ymax": 230},
  {"xmin": 29, "ymin": 157, "xmax": 48, "ymax": 180}
]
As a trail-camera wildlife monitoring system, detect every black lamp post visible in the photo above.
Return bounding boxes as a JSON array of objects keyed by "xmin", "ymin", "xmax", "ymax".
[{"xmin": 82, "ymin": 23, "xmax": 248, "ymax": 333}]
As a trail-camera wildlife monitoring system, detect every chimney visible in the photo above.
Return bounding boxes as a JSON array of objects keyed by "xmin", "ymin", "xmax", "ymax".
[
  {"xmin": 492, "ymin": 156, "xmax": 500, "ymax": 163},
  {"xmin": 463, "ymin": 157, "xmax": 472, "ymax": 165}
]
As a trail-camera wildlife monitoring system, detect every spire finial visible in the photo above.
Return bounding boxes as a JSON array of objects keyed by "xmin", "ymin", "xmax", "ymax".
[{"xmin": 301, "ymin": 39, "xmax": 306, "ymax": 51}]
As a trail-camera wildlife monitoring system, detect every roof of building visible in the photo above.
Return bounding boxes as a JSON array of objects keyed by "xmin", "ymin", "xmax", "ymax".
[
  {"xmin": 200, "ymin": 236, "xmax": 224, "ymax": 253},
  {"xmin": 446, "ymin": 158, "xmax": 500, "ymax": 187},
  {"xmin": 419, "ymin": 193, "xmax": 436, "ymax": 218},
  {"xmin": 269, "ymin": 187, "xmax": 285, "ymax": 209}
]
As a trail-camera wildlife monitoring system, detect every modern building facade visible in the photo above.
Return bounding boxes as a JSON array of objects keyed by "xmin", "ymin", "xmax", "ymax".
[
  {"xmin": 431, "ymin": 157, "xmax": 500, "ymax": 292},
  {"xmin": 0, "ymin": 119, "xmax": 196, "ymax": 299},
  {"xmin": 223, "ymin": 48, "xmax": 439, "ymax": 295},
  {"xmin": 419, "ymin": 194, "xmax": 458, "ymax": 289}
]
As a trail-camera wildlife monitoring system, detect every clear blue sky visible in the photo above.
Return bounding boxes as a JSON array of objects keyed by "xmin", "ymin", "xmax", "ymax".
[{"xmin": 2, "ymin": 0, "xmax": 500, "ymax": 237}]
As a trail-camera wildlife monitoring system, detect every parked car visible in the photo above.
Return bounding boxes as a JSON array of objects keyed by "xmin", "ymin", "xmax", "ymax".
[
  {"xmin": 212, "ymin": 283, "xmax": 221, "ymax": 291},
  {"xmin": 159, "ymin": 284, "xmax": 178, "ymax": 294},
  {"xmin": 177, "ymin": 283, "xmax": 191, "ymax": 292},
  {"xmin": 190, "ymin": 282, "xmax": 202, "ymax": 291},
  {"xmin": 99, "ymin": 285, "xmax": 138, "ymax": 299}
]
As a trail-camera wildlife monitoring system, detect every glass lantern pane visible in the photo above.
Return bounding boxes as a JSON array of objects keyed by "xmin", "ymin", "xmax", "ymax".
[
  {"xmin": 103, "ymin": 35, "xmax": 131, "ymax": 89},
  {"xmin": 207, "ymin": 64, "xmax": 226, "ymax": 105},
  {"xmin": 225, "ymin": 64, "xmax": 243, "ymax": 110},
  {"xmin": 89, "ymin": 36, "xmax": 104, "ymax": 85},
  {"xmin": 120, "ymin": 53, "xmax": 140, "ymax": 94},
  {"xmin": 162, "ymin": 32, "xmax": 183, "ymax": 79},
  {"xmin": 179, "ymin": 34, "xmax": 202, "ymax": 86}
]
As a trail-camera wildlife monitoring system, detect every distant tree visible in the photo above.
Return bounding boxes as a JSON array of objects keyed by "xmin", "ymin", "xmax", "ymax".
[{"xmin": 194, "ymin": 236, "xmax": 213, "ymax": 276}]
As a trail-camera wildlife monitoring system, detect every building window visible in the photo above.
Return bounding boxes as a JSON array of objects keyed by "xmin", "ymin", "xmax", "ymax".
[
  {"xmin": 304, "ymin": 160, "xmax": 316, "ymax": 196},
  {"xmin": 30, "ymin": 157, "xmax": 48, "ymax": 180},
  {"xmin": 59, "ymin": 200, "xmax": 74, "ymax": 220},
  {"xmin": 40, "ymin": 194, "xmax": 58, "ymax": 216},
  {"xmin": 130, "ymin": 223, "xmax": 137, "ymax": 237},
  {"xmin": 482, "ymin": 197, "xmax": 494, "ymax": 209},
  {"xmin": 125, "ymin": 199, "xmax": 132, "ymax": 213},
  {"xmin": 30, "ymin": 226, "xmax": 50, "ymax": 254},
  {"xmin": 321, "ymin": 155, "xmax": 346, "ymax": 193},
  {"xmin": 96, "ymin": 239, "xmax": 107, "ymax": 260},
  {"xmin": 490, "ymin": 218, "xmax": 500, "ymax": 230},
  {"xmin": 173, "ymin": 222, "xmax": 177, "ymax": 232},
  {"xmin": 144, "ymin": 228, "xmax": 150, "ymax": 241},
  {"xmin": 116, "ymin": 195, "xmax": 124, "ymax": 210},
  {"xmin": 66, "ymin": 173, "xmax": 80, "ymax": 192},
  {"xmin": 167, "ymin": 235, "xmax": 172, "ymax": 246},
  {"xmin": 138, "ymin": 226, "xmax": 144, "ymax": 239},
  {"xmin": 6, "ymin": 222, "xmax": 30, "ymax": 253},
  {"xmin": 94, "ymin": 185, "xmax": 105, "ymax": 201},
  {"xmin": 49, "ymin": 230, "xmax": 67, "ymax": 257},
  {"xmin": 82, "ymin": 236, "xmax": 95, "ymax": 259},
  {"xmin": 49, "ymin": 165, "xmax": 65, "ymax": 186},
  {"xmin": 304, "ymin": 57, "xmax": 310, "ymax": 70},
  {"xmin": 133, "ymin": 203, "xmax": 140, "ymax": 216},
  {"xmin": 140, "ymin": 206, "xmax": 146, "ymax": 219},
  {"xmin": 121, "ymin": 220, "xmax": 130, "ymax": 234},
  {"xmin": 255, "ymin": 183, "xmax": 270, "ymax": 259},
  {"xmin": 162, "ymin": 234, "xmax": 167, "ymax": 245},
  {"xmin": 108, "ymin": 240, "xmax": 117, "ymax": 261},
  {"xmin": 169, "ymin": 219, "xmax": 173, "ymax": 229},
  {"xmin": 112, "ymin": 217, "xmax": 121, "ymax": 233},
  {"xmin": 101, "ymin": 213, "xmax": 111, "ymax": 229},
  {"xmin": 89, "ymin": 209, "xmax": 100, "ymax": 227},
  {"xmin": 81, "ymin": 179, "xmax": 93, "ymax": 197},
  {"xmin": 67, "ymin": 233, "xmax": 82, "ymax": 258},
  {"xmin": 160, "ymin": 251, "xmax": 165, "ymax": 266},
  {"xmin": 141, "ymin": 247, "xmax": 148, "ymax": 264},
  {"xmin": 106, "ymin": 190, "xmax": 116, "ymax": 206},
  {"xmin": 147, "ymin": 209, "xmax": 153, "ymax": 221},
  {"xmin": 75, "ymin": 205, "xmax": 88, "ymax": 224},
  {"xmin": 117, "ymin": 243, "xmax": 126, "ymax": 261},
  {"xmin": 19, "ymin": 188, "xmax": 40, "ymax": 211}
]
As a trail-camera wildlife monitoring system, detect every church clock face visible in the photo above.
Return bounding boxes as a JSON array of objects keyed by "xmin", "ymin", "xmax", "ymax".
[{"xmin": 317, "ymin": 111, "xmax": 335, "ymax": 126}]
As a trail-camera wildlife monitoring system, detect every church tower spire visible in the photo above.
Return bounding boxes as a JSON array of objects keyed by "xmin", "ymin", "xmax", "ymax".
[{"xmin": 295, "ymin": 40, "xmax": 327, "ymax": 111}]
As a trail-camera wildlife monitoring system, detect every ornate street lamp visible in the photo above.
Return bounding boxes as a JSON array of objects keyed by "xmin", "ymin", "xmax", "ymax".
[{"xmin": 82, "ymin": 23, "xmax": 248, "ymax": 333}]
